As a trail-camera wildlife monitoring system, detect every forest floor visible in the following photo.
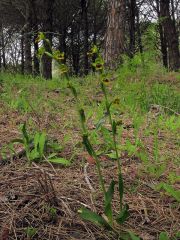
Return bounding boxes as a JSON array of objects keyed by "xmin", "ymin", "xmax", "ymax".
[{"xmin": 0, "ymin": 69, "xmax": 179, "ymax": 240}]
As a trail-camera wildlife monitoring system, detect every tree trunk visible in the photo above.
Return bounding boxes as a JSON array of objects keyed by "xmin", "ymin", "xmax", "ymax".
[
  {"xmin": 129, "ymin": 0, "xmax": 136, "ymax": 58},
  {"xmin": 156, "ymin": 0, "xmax": 168, "ymax": 68},
  {"xmin": 81, "ymin": 0, "xmax": 89, "ymax": 75},
  {"xmin": 71, "ymin": 25, "xmax": 80, "ymax": 75},
  {"xmin": 24, "ymin": 0, "xmax": 32, "ymax": 75},
  {"xmin": 104, "ymin": 0, "xmax": 126, "ymax": 68},
  {"xmin": 41, "ymin": 0, "xmax": 54, "ymax": 79},
  {"xmin": 136, "ymin": 5, "xmax": 143, "ymax": 55},
  {"xmin": 160, "ymin": 0, "xmax": 180, "ymax": 71},
  {"xmin": 0, "ymin": 23, "xmax": 2, "ymax": 71},
  {"xmin": 0, "ymin": 22, "xmax": 6, "ymax": 70},
  {"xmin": 21, "ymin": 32, "xmax": 25, "ymax": 74}
]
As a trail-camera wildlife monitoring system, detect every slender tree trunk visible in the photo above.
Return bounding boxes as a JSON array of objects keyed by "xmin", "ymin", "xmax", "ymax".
[
  {"xmin": 24, "ymin": 0, "xmax": 32, "ymax": 74},
  {"xmin": 104, "ymin": 0, "xmax": 126, "ymax": 68},
  {"xmin": 156, "ymin": 0, "xmax": 168, "ymax": 68},
  {"xmin": 0, "ymin": 48, "xmax": 1, "ymax": 70},
  {"xmin": 33, "ymin": 30, "xmax": 40, "ymax": 75},
  {"xmin": 81, "ymin": 0, "xmax": 89, "ymax": 75},
  {"xmin": 71, "ymin": 26, "xmax": 80, "ymax": 75},
  {"xmin": 92, "ymin": 0, "xmax": 97, "ymax": 72},
  {"xmin": 159, "ymin": 24, "xmax": 168, "ymax": 68},
  {"xmin": 160, "ymin": 0, "xmax": 180, "ymax": 71},
  {"xmin": 21, "ymin": 32, "xmax": 25, "ymax": 74},
  {"xmin": 0, "ymin": 23, "xmax": 2, "ymax": 71},
  {"xmin": 0, "ymin": 23, "xmax": 6, "ymax": 70},
  {"xmin": 129, "ymin": 0, "xmax": 136, "ymax": 58},
  {"xmin": 136, "ymin": 6, "xmax": 143, "ymax": 55},
  {"xmin": 41, "ymin": 0, "xmax": 54, "ymax": 79}
]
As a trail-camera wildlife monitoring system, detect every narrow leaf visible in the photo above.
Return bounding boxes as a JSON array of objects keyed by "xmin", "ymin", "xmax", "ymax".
[
  {"xmin": 22, "ymin": 123, "xmax": 29, "ymax": 144},
  {"xmin": 104, "ymin": 180, "xmax": 116, "ymax": 225},
  {"xmin": 45, "ymin": 51, "xmax": 54, "ymax": 59},
  {"xmin": 79, "ymin": 109, "xmax": 86, "ymax": 123},
  {"xmin": 78, "ymin": 208, "xmax": 111, "ymax": 229},
  {"xmin": 118, "ymin": 173, "xmax": 124, "ymax": 207},
  {"xmin": 112, "ymin": 120, "xmax": 117, "ymax": 135},
  {"xmin": 34, "ymin": 132, "xmax": 40, "ymax": 152},
  {"xmin": 128, "ymin": 231, "xmax": 141, "ymax": 240},
  {"xmin": 48, "ymin": 153, "xmax": 58, "ymax": 159},
  {"xmin": 68, "ymin": 84, "xmax": 77, "ymax": 98},
  {"xmin": 48, "ymin": 158, "xmax": 71, "ymax": 166},
  {"xmin": 83, "ymin": 134, "xmax": 94, "ymax": 157},
  {"xmin": 11, "ymin": 139, "xmax": 24, "ymax": 144},
  {"xmin": 116, "ymin": 204, "xmax": 130, "ymax": 224},
  {"xmin": 39, "ymin": 132, "xmax": 46, "ymax": 157}
]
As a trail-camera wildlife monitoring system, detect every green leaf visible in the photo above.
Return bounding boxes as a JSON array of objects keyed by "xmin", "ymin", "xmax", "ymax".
[
  {"xmin": 39, "ymin": 132, "xmax": 46, "ymax": 157},
  {"xmin": 78, "ymin": 208, "xmax": 111, "ymax": 229},
  {"xmin": 38, "ymin": 46, "xmax": 45, "ymax": 57},
  {"xmin": 159, "ymin": 232, "xmax": 169, "ymax": 240},
  {"xmin": 22, "ymin": 123, "xmax": 29, "ymax": 144},
  {"xmin": 95, "ymin": 117, "xmax": 106, "ymax": 130},
  {"xmin": 106, "ymin": 152, "xmax": 117, "ymax": 160},
  {"xmin": 48, "ymin": 158, "xmax": 71, "ymax": 166},
  {"xmin": 128, "ymin": 231, "xmax": 141, "ymax": 240},
  {"xmin": 25, "ymin": 227, "xmax": 37, "ymax": 238},
  {"xmin": 112, "ymin": 120, "xmax": 117, "ymax": 135},
  {"xmin": 48, "ymin": 141, "xmax": 62, "ymax": 151},
  {"xmin": 68, "ymin": 84, "xmax": 77, "ymax": 98},
  {"xmin": 39, "ymin": 32, "xmax": 45, "ymax": 40},
  {"xmin": 48, "ymin": 153, "xmax": 58, "ymax": 159},
  {"xmin": 104, "ymin": 180, "xmax": 116, "ymax": 225},
  {"xmin": 83, "ymin": 134, "xmax": 95, "ymax": 157},
  {"xmin": 116, "ymin": 204, "xmax": 130, "ymax": 224},
  {"xmin": 118, "ymin": 173, "xmax": 124, "ymax": 207},
  {"xmin": 175, "ymin": 232, "xmax": 180, "ymax": 239},
  {"xmin": 156, "ymin": 183, "xmax": 180, "ymax": 202},
  {"xmin": 11, "ymin": 138, "xmax": 24, "ymax": 144},
  {"xmin": 29, "ymin": 149, "xmax": 40, "ymax": 161},
  {"xmin": 79, "ymin": 109, "xmax": 86, "ymax": 123},
  {"xmin": 100, "ymin": 81, "xmax": 106, "ymax": 94},
  {"xmin": 45, "ymin": 51, "xmax": 54, "ymax": 59},
  {"xmin": 34, "ymin": 132, "xmax": 40, "ymax": 152}
]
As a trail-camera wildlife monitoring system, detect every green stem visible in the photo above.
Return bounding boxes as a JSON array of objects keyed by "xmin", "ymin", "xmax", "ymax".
[
  {"xmin": 69, "ymin": 80, "xmax": 106, "ymax": 197},
  {"xmin": 102, "ymin": 83, "xmax": 123, "ymax": 209},
  {"xmin": 103, "ymin": 85, "xmax": 121, "ymax": 175}
]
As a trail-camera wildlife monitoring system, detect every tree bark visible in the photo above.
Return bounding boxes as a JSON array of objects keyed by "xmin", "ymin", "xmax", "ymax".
[
  {"xmin": 0, "ymin": 22, "xmax": 6, "ymax": 70},
  {"xmin": 136, "ymin": 5, "xmax": 143, "ymax": 55},
  {"xmin": 156, "ymin": 0, "xmax": 168, "ymax": 68},
  {"xmin": 70, "ymin": 25, "xmax": 80, "ymax": 75},
  {"xmin": 21, "ymin": 32, "xmax": 25, "ymax": 74},
  {"xmin": 104, "ymin": 0, "xmax": 126, "ymax": 68},
  {"xmin": 160, "ymin": 0, "xmax": 180, "ymax": 71},
  {"xmin": 81, "ymin": 0, "xmax": 89, "ymax": 75},
  {"xmin": 129, "ymin": 0, "xmax": 136, "ymax": 58}
]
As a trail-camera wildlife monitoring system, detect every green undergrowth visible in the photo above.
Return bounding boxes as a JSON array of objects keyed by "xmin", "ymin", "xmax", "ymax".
[
  {"xmin": 0, "ymin": 69, "xmax": 179, "ymax": 177},
  {"xmin": 0, "ymin": 64, "xmax": 180, "ymax": 238},
  {"xmin": 0, "ymin": 67, "xmax": 180, "ymax": 114}
]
